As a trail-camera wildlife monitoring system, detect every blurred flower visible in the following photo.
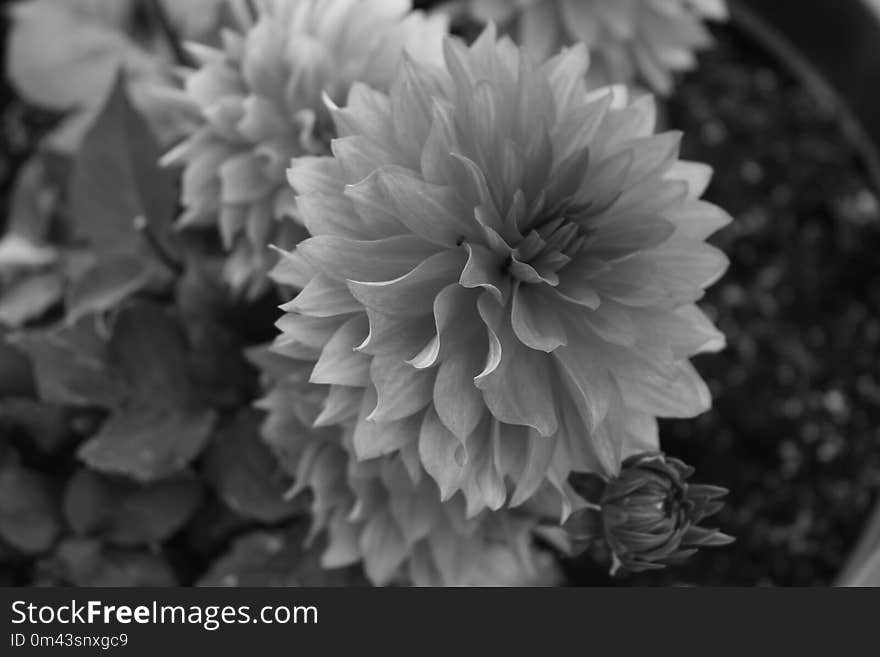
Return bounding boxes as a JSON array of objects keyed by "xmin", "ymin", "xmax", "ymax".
[
  {"xmin": 7, "ymin": 0, "xmax": 165, "ymax": 152},
  {"xmin": 249, "ymin": 347, "xmax": 559, "ymax": 586},
  {"xmin": 567, "ymin": 452, "xmax": 733, "ymax": 573},
  {"xmin": 280, "ymin": 29, "xmax": 730, "ymax": 518},
  {"xmin": 467, "ymin": 0, "xmax": 728, "ymax": 94},
  {"xmin": 161, "ymin": 0, "xmax": 448, "ymax": 297},
  {"xmin": 6, "ymin": 0, "xmax": 228, "ymax": 152}
]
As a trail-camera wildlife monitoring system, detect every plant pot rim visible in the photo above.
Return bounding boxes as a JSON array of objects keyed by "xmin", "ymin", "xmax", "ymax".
[{"xmin": 735, "ymin": 0, "xmax": 880, "ymax": 194}]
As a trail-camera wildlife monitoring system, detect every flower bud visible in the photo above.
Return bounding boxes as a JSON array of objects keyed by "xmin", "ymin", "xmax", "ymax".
[{"xmin": 566, "ymin": 452, "xmax": 733, "ymax": 574}]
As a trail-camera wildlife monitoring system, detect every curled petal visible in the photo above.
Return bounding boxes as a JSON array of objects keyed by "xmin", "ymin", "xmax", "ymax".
[
  {"xmin": 460, "ymin": 242, "xmax": 510, "ymax": 305},
  {"xmin": 310, "ymin": 315, "xmax": 370, "ymax": 386},
  {"xmin": 615, "ymin": 360, "xmax": 711, "ymax": 418},
  {"xmin": 368, "ymin": 355, "xmax": 434, "ymax": 423},
  {"xmin": 298, "ymin": 234, "xmax": 438, "ymax": 283},
  {"xmin": 347, "ymin": 249, "xmax": 466, "ymax": 317},
  {"xmin": 419, "ymin": 407, "xmax": 466, "ymax": 501},
  {"xmin": 284, "ymin": 273, "xmax": 361, "ymax": 318},
  {"xmin": 475, "ymin": 296, "xmax": 558, "ymax": 437},
  {"xmin": 511, "ymin": 283, "xmax": 567, "ymax": 352}
]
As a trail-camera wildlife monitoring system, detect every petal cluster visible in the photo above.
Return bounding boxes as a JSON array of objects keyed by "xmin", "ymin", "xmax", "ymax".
[
  {"xmin": 279, "ymin": 29, "xmax": 731, "ymax": 522},
  {"xmin": 162, "ymin": 0, "xmax": 447, "ymax": 296},
  {"xmin": 468, "ymin": 0, "xmax": 728, "ymax": 93},
  {"xmin": 250, "ymin": 347, "xmax": 558, "ymax": 586}
]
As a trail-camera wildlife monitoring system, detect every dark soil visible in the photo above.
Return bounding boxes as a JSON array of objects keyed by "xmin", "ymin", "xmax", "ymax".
[{"xmin": 565, "ymin": 23, "xmax": 880, "ymax": 586}]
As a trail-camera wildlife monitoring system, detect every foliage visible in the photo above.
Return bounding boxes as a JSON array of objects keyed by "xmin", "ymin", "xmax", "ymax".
[{"xmin": 0, "ymin": 25, "xmax": 316, "ymax": 583}]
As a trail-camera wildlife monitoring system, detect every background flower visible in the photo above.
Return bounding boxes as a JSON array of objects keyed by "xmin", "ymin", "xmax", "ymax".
[
  {"xmin": 249, "ymin": 346, "xmax": 559, "ymax": 586},
  {"xmin": 279, "ymin": 29, "xmax": 730, "ymax": 523},
  {"xmin": 467, "ymin": 0, "xmax": 728, "ymax": 94},
  {"xmin": 161, "ymin": 0, "xmax": 448, "ymax": 297}
]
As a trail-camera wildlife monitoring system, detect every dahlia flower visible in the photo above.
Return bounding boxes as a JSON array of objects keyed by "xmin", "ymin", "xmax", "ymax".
[
  {"xmin": 249, "ymin": 347, "xmax": 559, "ymax": 586},
  {"xmin": 566, "ymin": 452, "xmax": 733, "ymax": 573},
  {"xmin": 280, "ymin": 28, "xmax": 730, "ymax": 521},
  {"xmin": 467, "ymin": 0, "xmax": 728, "ymax": 94},
  {"xmin": 161, "ymin": 0, "xmax": 448, "ymax": 296}
]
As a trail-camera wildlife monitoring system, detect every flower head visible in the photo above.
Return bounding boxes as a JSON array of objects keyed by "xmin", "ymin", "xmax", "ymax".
[
  {"xmin": 250, "ymin": 346, "xmax": 558, "ymax": 586},
  {"xmin": 162, "ymin": 0, "xmax": 448, "ymax": 296},
  {"xmin": 596, "ymin": 452, "xmax": 733, "ymax": 573},
  {"xmin": 468, "ymin": 0, "xmax": 728, "ymax": 94},
  {"xmin": 280, "ymin": 28, "xmax": 730, "ymax": 521}
]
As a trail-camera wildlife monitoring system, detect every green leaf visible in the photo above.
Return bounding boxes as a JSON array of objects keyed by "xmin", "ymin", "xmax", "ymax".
[
  {"xmin": 198, "ymin": 525, "xmax": 364, "ymax": 587},
  {"xmin": 75, "ymin": 301, "xmax": 217, "ymax": 481},
  {"xmin": 0, "ymin": 464, "xmax": 62, "ymax": 554},
  {"xmin": 106, "ymin": 299, "xmax": 198, "ymax": 404},
  {"xmin": 12, "ymin": 318, "xmax": 126, "ymax": 408},
  {"xmin": 37, "ymin": 538, "xmax": 177, "ymax": 586},
  {"xmin": 203, "ymin": 411, "xmax": 303, "ymax": 523},
  {"xmin": 79, "ymin": 405, "xmax": 215, "ymax": 482},
  {"xmin": 64, "ymin": 468, "xmax": 204, "ymax": 546},
  {"xmin": 62, "ymin": 72, "xmax": 180, "ymax": 320},
  {"xmin": 65, "ymin": 254, "xmax": 167, "ymax": 325},
  {"xmin": 71, "ymin": 73, "xmax": 178, "ymax": 256},
  {"xmin": 16, "ymin": 302, "xmax": 217, "ymax": 481}
]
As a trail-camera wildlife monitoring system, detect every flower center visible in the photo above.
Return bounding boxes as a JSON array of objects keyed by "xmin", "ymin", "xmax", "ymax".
[{"xmin": 508, "ymin": 216, "xmax": 586, "ymax": 286}]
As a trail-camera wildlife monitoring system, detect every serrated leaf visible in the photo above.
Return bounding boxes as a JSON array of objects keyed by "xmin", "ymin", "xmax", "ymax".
[
  {"xmin": 16, "ymin": 301, "xmax": 217, "ymax": 481},
  {"xmin": 60, "ymin": 73, "xmax": 181, "ymax": 323},
  {"xmin": 107, "ymin": 300, "xmax": 196, "ymax": 402},
  {"xmin": 37, "ymin": 538, "xmax": 177, "ymax": 586},
  {"xmin": 203, "ymin": 411, "xmax": 303, "ymax": 523},
  {"xmin": 12, "ymin": 318, "xmax": 125, "ymax": 408},
  {"xmin": 79, "ymin": 405, "xmax": 216, "ymax": 482},
  {"xmin": 75, "ymin": 301, "xmax": 217, "ymax": 481},
  {"xmin": 198, "ymin": 525, "xmax": 364, "ymax": 587},
  {"xmin": 65, "ymin": 254, "xmax": 166, "ymax": 325},
  {"xmin": 0, "ymin": 464, "xmax": 62, "ymax": 554},
  {"xmin": 64, "ymin": 468, "xmax": 204, "ymax": 546}
]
